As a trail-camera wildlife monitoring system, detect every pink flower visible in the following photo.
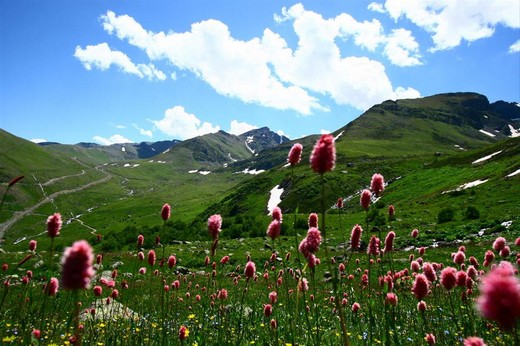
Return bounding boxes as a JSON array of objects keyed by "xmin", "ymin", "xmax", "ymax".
[
  {"xmin": 463, "ymin": 337, "xmax": 487, "ymax": 346},
  {"xmin": 351, "ymin": 302, "xmax": 360, "ymax": 313},
  {"xmin": 60, "ymin": 240, "xmax": 95, "ymax": 290},
  {"xmin": 244, "ymin": 261, "xmax": 256, "ymax": 279},
  {"xmin": 310, "ymin": 134, "xmax": 335, "ymax": 174},
  {"xmin": 220, "ymin": 255, "xmax": 230, "ymax": 265},
  {"xmin": 147, "ymin": 250, "xmax": 156, "ymax": 267},
  {"xmin": 360, "ymin": 189, "xmax": 371, "ymax": 210},
  {"xmin": 499, "ymin": 246, "xmax": 510, "ymax": 258},
  {"xmin": 29, "ymin": 240, "xmax": 37, "ymax": 252},
  {"xmin": 484, "ymin": 250, "xmax": 495, "ymax": 263},
  {"xmin": 388, "ymin": 204, "xmax": 395, "ymax": 217},
  {"xmin": 425, "ymin": 333, "xmax": 436, "ymax": 345},
  {"xmin": 454, "ymin": 251, "xmax": 466, "ymax": 265},
  {"xmin": 31, "ymin": 329, "xmax": 41, "ymax": 339},
  {"xmin": 350, "ymin": 224, "xmax": 363, "ymax": 250},
  {"xmin": 270, "ymin": 319, "xmax": 277, "ymax": 329},
  {"xmin": 299, "ymin": 238, "xmax": 310, "ymax": 258},
  {"xmin": 336, "ymin": 197, "xmax": 344, "ymax": 209},
  {"xmin": 46, "ymin": 213, "xmax": 62, "ymax": 238},
  {"xmin": 168, "ymin": 255, "xmax": 177, "ymax": 268},
  {"xmin": 384, "ymin": 231, "xmax": 395, "ymax": 253},
  {"xmin": 477, "ymin": 263, "xmax": 520, "ymax": 330},
  {"xmin": 46, "ymin": 277, "xmax": 59, "ymax": 296},
  {"xmin": 308, "ymin": 213, "xmax": 318, "ymax": 228},
  {"xmin": 178, "ymin": 325, "xmax": 188, "ymax": 341},
  {"xmin": 299, "ymin": 278, "xmax": 309, "ymax": 292},
  {"xmin": 161, "ymin": 203, "xmax": 171, "ymax": 221},
  {"xmin": 386, "ymin": 292, "xmax": 398, "ymax": 306},
  {"xmin": 271, "ymin": 206, "xmax": 283, "ymax": 222},
  {"xmin": 492, "ymin": 237, "xmax": 506, "ymax": 251},
  {"xmin": 139, "ymin": 267, "xmax": 146, "ymax": 275},
  {"xmin": 269, "ymin": 291, "xmax": 278, "ymax": 304},
  {"xmin": 207, "ymin": 214, "xmax": 222, "ymax": 239},
  {"xmin": 370, "ymin": 173, "xmax": 385, "ymax": 196},
  {"xmin": 111, "ymin": 289, "xmax": 119, "ymax": 299},
  {"xmin": 263, "ymin": 304, "xmax": 273, "ymax": 317},
  {"xmin": 417, "ymin": 300, "xmax": 427, "ymax": 312},
  {"xmin": 305, "ymin": 228, "xmax": 322, "ymax": 253},
  {"xmin": 367, "ymin": 235, "xmax": 380, "ymax": 256},
  {"xmin": 287, "ymin": 143, "xmax": 303, "ymax": 166},
  {"xmin": 93, "ymin": 285, "xmax": 102, "ymax": 296},
  {"xmin": 217, "ymin": 288, "xmax": 228, "ymax": 300},
  {"xmin": 456, "ymin": 271, "xmax": 468, "ymax": 287},
  {"xmin": 422, "ymin": 262, "xmax": 437, "ymax": 283},
  {"xmin": 137, "ymin": 235, "xmax": 144, "ymax": 247},
  {"xmin": 440, "ymin": 267, "xmax": 457, "ymax": 291},
  {"xmin": 515, "ymin": 237, "xmax": 520, "ymax": 246},
  {"xmin": 266, "ymin": 220, "xmax": 281, "ymax": 240},
  {"xmin": 411, "ymin": 274, "xmax": 429, "ymax": 300},
  {"xmin": 411, "ymin": 229, "xmax": 419, "ymax": 238}
]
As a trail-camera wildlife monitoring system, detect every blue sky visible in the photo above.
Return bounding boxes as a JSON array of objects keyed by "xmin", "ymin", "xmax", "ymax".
[{"xmin": 1, "ymin": 0, "xmax": 519, "ymax": 145}]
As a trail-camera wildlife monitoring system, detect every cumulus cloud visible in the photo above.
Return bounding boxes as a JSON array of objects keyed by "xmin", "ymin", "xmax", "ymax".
[
  {"xmin": 384, "ymin": 29, "xmax": 422, "ymax": 66},
  {"xmin": 320, "ymin": 129, "xmax": 331, "ymax": 134},
  {"xmin": 368, "ymin": 2, "xmax": 385, "ymax": 13},
  {"xmin": 132, "ymin": 124, "xmax": 153, "ymax": 138},
  {"xmin": 276, "ymin": 129, "xmax": 290, "ymax": 139},
  {"xmin": 30, "ymin": 138, "xmax": 48, "ymax": 143},
  {"xmin": 115, "ymin": 124, "xmax": 127, "ymax": 129},
  {"xmin": 509, "ymin": 39, "xmax": 520, "ymax": 53},
  {"xmin": 93, "ymin": 134, "xmax": 133, "ymax": 145},
  {"xmin": 228, "ymin": 120, "xmax": 258, "ymax": 135},
  {"xmin": 152, "ymin": 106, "xmax": 220, "ymax": 140},
  {"xmin": 381, "ymin": 0, "xmax": 520, "ymax": 52},
  {"xmin": 74, "ymin": 42, "xmax": 166, "ymax": 80}
]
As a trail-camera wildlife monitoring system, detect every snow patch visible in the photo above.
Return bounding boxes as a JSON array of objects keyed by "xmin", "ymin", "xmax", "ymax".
[
  {"xmin": 121, "ymin": 146, "xmax": 126, "ymax": 152},
  {"xmin": 454, "ymin": 145, "xmax": 466, "ymax": 151},
  {"xmin": 123, "ymin": 163, "xmax": 131, "ymax": 167},
  {"xmin": 188, "ymin": 170, "xmax": 198, "ymax": 174},
  {"xmin": 163, "ymin": 148, "xmax": 170, "ymax": 154},
  {"xmin": 245, "ymin": 136, "xmax": 255, "ymax": 154},
  {"xmin": 506, "ymin": 169, "xmax": 520, "ymax": 178},
  {"xmin": 479, "ymin": 129, "xmax": 496, "ymax": 138},
  {"xmin": 334, "ymin": 130, "xmax": 344, "ymax": 141},
  {"xmin": 508, "ymin": 124, "xmax": 520, "ymax": 138},
  {"xmin": 198, "ymin": 171, "xmax": 211, "ymax": 175},
  {"xmin": 502, "ymin": 221, "xmax": 513, "ymax": 228},
  {"xmin": 472, "ymin": 150, "xmax": 502, "ymax": 164},
  {"xmin": 443, "ymin": 179, "xmax": 489, "ymax": 194},
  {"xmin": 132, "ymin": 164, "xmax": 140, "ymax": 168},
  {"xmin": 228, "ymin": 153, "xmax": 238, "ymax": 162},
  {"xmin": 236, "ymin": 168, "xmax": 265, "ymax": 175},
  {"xmin": 267, "ymin": 185, "xmax": 284, "ymax": 214}
]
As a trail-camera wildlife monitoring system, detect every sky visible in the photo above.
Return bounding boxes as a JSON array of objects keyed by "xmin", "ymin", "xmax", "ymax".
[{"xmin": 1, "ymin": 0, "xmax": 519, "ymax": 145}]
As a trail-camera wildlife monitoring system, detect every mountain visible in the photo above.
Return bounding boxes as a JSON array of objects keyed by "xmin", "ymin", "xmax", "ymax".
[{"xmin": 238, "ymin": 127, "xmax": 290, "ymax": 154}]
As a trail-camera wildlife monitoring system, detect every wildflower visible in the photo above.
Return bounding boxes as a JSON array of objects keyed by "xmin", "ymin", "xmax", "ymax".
[
  {"xmin": 207, "ymin": 214, "xmax": 222, "ymax": 239},
  {"xmin": 219, "ymin": 255, "xmax": 230, "ymax": 265},
  {"xmin": 412, "ymin": 274, "xmax": 429, "ymax": 300},
  {"xmin": 499, "ymin": 246, "xmax": 510, "ymax": 258},
  {"xmin": 467, "ymin": 265, "xmax": 478, "ymax": 280},
  {"xmin": 148, "ymin": 250, "xmax": 156, "ymax": 267},
  {"xmin": 217, "ymin": 288, "xmax": 228, "ymax": 300},
  {"xmin": 411, "ymin": 229, "xmax": 419, "ymax": 238},
  {"xmin": 360, "ymin": 189, "xmax": 371, "ymax": 210},
  {"xmin": 60, "ymin": 240, "xmax": 95, "ymax": 290},
  {"xmin": 454, "ymin": 251, "xmax": 466, "ymax": 265},
  {"xmin": 386, "ymin": 293, "xmax": 398, "ymax": 306},
  {"xmin": 47, "ymin": 213, "xmax": 62, "ymax": 238},
  {"xmin": 270, "ymin": 319, "xmax": 277, "ymax": 329},
  {"xmin": 139, "ymin": 267, "xmax": 146, "ymax": 275},
  {"xmin": 245, "ymin": 261, "xmax": 256, "ymax": 279},
  {"xmin": 138, "ymin": 252, "xmax": 144, "ymax": 261},
  {"xmin": 1, "ymin": 263, "xmax": 7, "ymax": 272},
  {"xmin": 137, "ymin": 235, "xmax": 144, "ymax": 247},
  {"xmin": 161, "ymin": 203, "xmax": 171, "ymax": 221},
  {"xmin": 370, "ymin": 173, "xmax": 385, "ymax": 196},
  {"xmin": 456, "ymin": 271, "xmax": 468, "ymax": 287},
  {"xmin": 477, "ymin": 262, "xmax": 520, "ymax": 330},
  {"xmin": 307, "ymin": 254, "xmax": 318, "ymax": 269},
  {"xmin": 155, "ymin": 235, "xmax": 161, "ymax": 246},
  {"xmin": 388, "ymin": 204, "xmax": 395, "ymax": 217},
  {"xmin": 178, "ymin": 325, "xmax": 189, "ymax": 341},
  {"xmin": 305, "ymin": 227, "xmax": 322, "ymax": 253},
  {"xmin": 28, "ymin": 240, "xmax": 37, "ymax": 252},
  {"xmin": 111, "ymin": 289, "xmax": 119, "ymax": 299},
  {"xmin": 8, "ymin": 175, "xmax": 24, "ymax": 187},
  {"xmin": 440, "ymin": 267, "xmax": 457, "ymax": 291},
  {"xmin": 463, "ymin": 337, "xmax": 487, "ymax": 346},
  {"xmin": 299, "ymin": 278, "xmax": 308, "ymax": 292},
  {"xmin": 96, "ymin": 254, "xmax": 103, "ymax": 265},
  {"xmin": 168, "ymin": 255, "xmax": 177, "ymax": 268},
  {"xmin": 384, "ymin": 231, "xmax": 395, "ymax": 253},
  {"xmin": 515, "ymin": 237, "xmax": 520, "ymax": 246},
  {"xmin": 338, "ymin": 263, "xmax": 345, "ymax": 272},
  {"xmin": 266, "ymin": 220, "xmax": 281, "ymax": 240},
  {"xmin": 425, "ymin": 333, "xmax": 436, "ymax": 345},
  {"xmin": 336, "ymin": 197, "xmax": 344, "ymax": 209},
  {"xmin": 93, "ymin": 285, "xmax": 102, "ymax": 296},
  {"xmin": 417, "ymin": 300, "xmax": 427, "ymax": 312},
  {"xmin": 422, "ymin": 262, "xmax": 437, "ymax": 283},
  {"xmin": 287, "ymin": 143, "xmax": 303, "ymax": 166},
  {"xmin": 484, "ymin": 250, "xmax": 495, "ymax": 263},
  {"xmin": 418, "ymin": 247, "xmax": 425, "ymax": 256},
  {"xmin": 269, "ymin": 291, "xmax": 277, "ymax": 304},
  {"xmin": 47, "ymin": 277, "xmax": 59, "ymax": 296},
  {"xmin": 352, "ymin": 302, "xmax": 360, "ymax": 313},
  {"xmin": 348, "ymin": 226, "xmax": 364, "ymax": 254},
  {"xmin": 308, "ymin": 213, "xmax": 318, "ymax": 228},
  {"xmin": 172, "ymin": 280, "xmax": 180, "ymax": 290},
  {"xmin": 367, "ymin": 235, "xmax": 380, "ymax": 256},
  {"xmin": 310, "ymin": 134, "xmax": 335, "ymax": 174},
  {"xmin": 271, "ymin": 206, "xmax": 282, "ymax": 222},
  {"xmin": 31, "ymin": 329, "xmax": 41, "ymax": 339},
  {"xmin": 492, "ymin": 237, "xmax": 506, "ymax": 251},
  {"xmin": 263, "ymin": 304, "xmax": 273, "ymax": 317}
]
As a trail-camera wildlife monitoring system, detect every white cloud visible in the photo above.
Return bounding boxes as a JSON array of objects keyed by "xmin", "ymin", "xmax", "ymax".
[
  {"xmin": 152, "ymin": 106, "xmax": 220, "ymax": 140},
  {"xmin": 228, "ymin": 120, "xmax": 258, "ymax": 135},
  {"xmin": 368, "ymin": 2, "xmax": 385, "ymax": 13},
  {"xmin": 132, "ymin": 124, "xmax": 153, "ymax": 138},
  {"xmin": 276, "ymin": 129, "xmax": 290, "ymax": 139},
  {"xmin": 509, "ymin": 39, "xmax": 520, "ymax": 53},
  {"xmin": 30, "ymin": 138, "xmax": 47, "ymax": 143},
  {"xmin": 384, "ymin": 28, "xmax": 422, "ymax": 66},
  {"xmin": 320, "ymin": 129, "xmax": 331, "ymax": 134},
  {"xmin": 115, "ymin": 124, "xmax": 127, "ymax": 129},
  {"xmin": 93, "ymin": 134, "xmax": 133, "ymax": 145},
  {"xmin": 74, "ymin": 42, "xmax": 166, "ymax": 80},
  {"xmin": 382, "ymin": 0, "xmax": 520, "ymax": 52}
]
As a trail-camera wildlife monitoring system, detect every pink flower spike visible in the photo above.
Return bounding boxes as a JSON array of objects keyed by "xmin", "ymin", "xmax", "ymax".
[
  {"xmin": 350, "ymin": 224, "xmax": 363, "ymax": 250},
  {"xmin": 168, "ymin": 255, "xmax": 177, "ymax": 268},
  {"xmin": 493, "ymin": 237, "xmax": 506, "ymax": 251},
  {"xmin": 360, "ymin": 189, "xmax": 371, "ymax": 210},
  {"xmin": 463, "ymin": 337, "xmax": 487, "ymax": 346},
  {"xmin": 388, "ymin": 204, "xmax": 395, "ymax": 217},
  {"xmin": 266, "ymin": 220, "xmax": 281, "ymax": 240},
  {"xmin": 60, "ymin": 240, "xmax": 95, "ymax": 290},
  {"xmin": 411, "ymin": 274, "xmax": 429, "ymax": 300},
  {"xmin": 244, "ymin": 261, "xmax": 256, "ymax": 279},
  {"xmin": 440, "ymin": 267, "xmax": 457, "ymax": 291},
  {"xmin": 29, "ymin": 240, "xmax": 37, "ymax": 252},
  {"xmin": 336, "ymin": 197, "xmax": 344, "ymax": 209},
  {"xmin": 425, "ymin": 333, "xmax": 436, "ymax": 345},
  {"xmin": 161, "ymin": 203, "xmax": 171, "ymax": 221},
  {"xmin": 271, "ymin": 206, "xmax": 283, "ymax": 222},
  {"xmin": 411, "ymin": 229, "xmax": 419, "ymax": 238},
  {"xmin": 384, "ymin": 231, "xmax": 395, "ymax": 253},
  {"xmin": 137, "ymin": 235, "xmax": 144, "ymax": 247},
  {"xmin": 46, "ymin": 213, "xmax": 62, "ymax": 238},
  {"xmin": 370, "ymin": 173, "xmax": 385, "ymax": 196},
  {"xmin": 46, "ymin": 277, "xmax": 59, "ymax": 296},
  {"xmin": 308, "ymin": 213, "xmax": 318, "ymax": 228},
  {"xmin": 310, "ymin": 134, "xmax": 335, "ymax": 174},
  {"xmin": 147, "ymin": 250, "xmax": 156, "ymax": 267},
  {"xmin": 287, "ymin": 143, "xmax": 303, "ymax": 166},
  {"xmin": 207, "ymin": 214, "xmax": 222, "ymax": 239}
]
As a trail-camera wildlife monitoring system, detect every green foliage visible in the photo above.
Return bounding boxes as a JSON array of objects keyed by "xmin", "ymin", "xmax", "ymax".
[
  {"xmin": 438, "ymin": 207, "xmax": 456, "ymax": 223},
  {"xmin": 464, "ymin": 205, "xmax": 481, "ymax": 220}
]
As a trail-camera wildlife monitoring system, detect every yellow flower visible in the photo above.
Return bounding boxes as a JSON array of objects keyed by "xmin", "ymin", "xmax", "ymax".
[
  {"xmin": 188, "ymin": 314, "xmax": 196, "ymax": 319},
  {"xmin": 2, "ymin": 336, "xmax": 16, "ymax": 342}
]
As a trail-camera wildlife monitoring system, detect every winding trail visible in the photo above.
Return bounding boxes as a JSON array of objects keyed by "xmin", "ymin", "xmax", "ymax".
[
  {"xmin": 42, "ymin": 170, "xmax": 86, "ymax": 186},
  {"xmin": 0, "ymin": 169, "xmax": 112, "ymax": 239}
]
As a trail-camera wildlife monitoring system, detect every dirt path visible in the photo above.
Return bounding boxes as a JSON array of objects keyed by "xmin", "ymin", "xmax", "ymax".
[
  {"xmin": 0, "ymin": 171, "xmax": 112, "ymax": 239},
  {"xmin": 42, "ymin": 170, "xmax": 86, "ymax": 186}
]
